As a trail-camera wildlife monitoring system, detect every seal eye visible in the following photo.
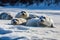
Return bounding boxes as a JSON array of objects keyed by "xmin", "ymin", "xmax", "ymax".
[
  {"xmin": 23, "ymin": 11, "xmax": 26, "ymax": 13},
  {"xmin": 13, "ymin": 19, "xmax": 19, "ymax": 22},
  {"xmin": 15, "ymin": 19, "xmax": 19, "ymax": 21},
  {"xmin": 40, "ymin": 16, "xmax": 46, "ymax": 19},
  {"xmin": 43, "ymin": 17, "xmax": 46, "ymax": 19},
  {"xmin": 21, "ymin": 11, "xmax": 26, "ymax": 15},
  {"xmin": 21, "ymin": 11, "xmax": 26, "ymax": 13}
]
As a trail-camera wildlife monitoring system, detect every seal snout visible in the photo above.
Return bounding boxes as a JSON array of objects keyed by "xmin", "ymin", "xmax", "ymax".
[{"xmin": 41, "ymin": 19, "xmax": 44, "ymax": 22}]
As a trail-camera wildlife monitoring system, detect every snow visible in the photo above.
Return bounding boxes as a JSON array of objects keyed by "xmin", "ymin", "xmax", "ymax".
[{"xmin": 0, "ymin": 7, "xmax": 60, "ymax": 40}]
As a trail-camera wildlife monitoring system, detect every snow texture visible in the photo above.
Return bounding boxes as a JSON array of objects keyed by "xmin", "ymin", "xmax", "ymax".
[{"xmin": 0, "ymin": 7, "xmax": 60, "ymax": 40}]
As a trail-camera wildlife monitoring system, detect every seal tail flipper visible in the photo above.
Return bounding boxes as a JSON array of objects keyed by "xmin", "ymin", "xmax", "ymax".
[{"xmin": 51, "ymin": 24, "xmax": 55, "ymax": 28}]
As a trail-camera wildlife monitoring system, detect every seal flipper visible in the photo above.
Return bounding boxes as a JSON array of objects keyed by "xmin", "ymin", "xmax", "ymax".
[{"xmin": 51, "ymin": 24, "xmax": 55, "ymax": 28}]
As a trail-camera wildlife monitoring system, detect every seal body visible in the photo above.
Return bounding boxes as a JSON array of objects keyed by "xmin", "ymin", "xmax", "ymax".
[
  {"xmin": 26, "ymin": 18, "xmax": 39, "ymax": 27},
  {"xmin": 37, "ymin": 15, "xmax": 54, "ymax": 27},
  {"xmin": 15, "ymin": 11, "xmax": 38, "ymax": 20},
  {"xmin": 26, "ymin": 15, "xmax": 54, "ymax": 27},
  {"xmin": 15, "ymin": 11, "xmax": 29, "ymax": 19},
  {"xmin": 0, "ymin": 12, "xmax": 13, "ymax": 20},
  {"xmin": 11, "ymin": 18, "xmax": 27, "ymax": 25}
]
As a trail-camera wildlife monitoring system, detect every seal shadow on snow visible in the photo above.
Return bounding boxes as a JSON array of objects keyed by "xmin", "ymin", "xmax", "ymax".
[
  {"xmin": 7, "ymin": 22, "xmax": 55, "ymax": 28},
  {"xmin": 9, "ymin": 25, "xmax": 29, "ymax": 30},
  {"xmin": 26, "ymin": 25, "xmax": 55, "ymax": 28},
  {"xmin": 0, "ymin": 28, "xmax": 12, "ymax": 35}
]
